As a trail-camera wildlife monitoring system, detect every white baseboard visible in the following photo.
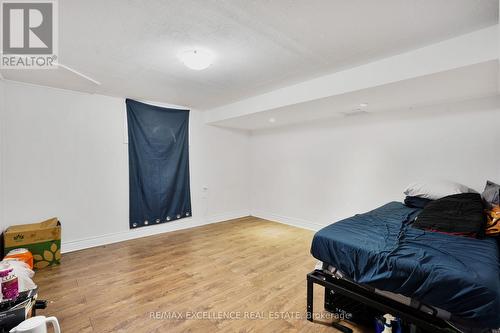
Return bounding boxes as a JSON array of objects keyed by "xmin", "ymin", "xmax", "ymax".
[
  {"xmin": 62, "ymin": 209, "xmax": 323, "ymax": 253},
  {"xmin": 251, "ymin": 210, "xmax": 324, "ymax": 231},
  {"xmin": 61, "ymin": 210, "xmax": 250, "ymax": 253}
]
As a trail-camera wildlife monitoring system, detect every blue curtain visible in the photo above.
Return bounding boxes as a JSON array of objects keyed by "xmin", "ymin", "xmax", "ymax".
[{"xmin": 126, "ymin": 99, "xmax": 192, "ymax": 229}]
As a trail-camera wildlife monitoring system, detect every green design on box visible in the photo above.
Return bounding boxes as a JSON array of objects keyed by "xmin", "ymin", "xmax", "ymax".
[{"xmin": 5, "ymin": 241, "xmax": 61, "ymax": 269}]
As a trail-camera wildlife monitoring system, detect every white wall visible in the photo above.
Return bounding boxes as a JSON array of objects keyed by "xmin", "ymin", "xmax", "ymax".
[
  {"xmin": 3, "ymin": 80, "xmax": 500, "ymax": 249},
  {"xmin": 1, "ymin": 81, "xmax": 250, "ymax": 252},
  {"xmin": 0, "ymin": 80, "xmax": 5, "ymax": 231},
  {"xmin": 250, "ymin": 107, "xmax": 500, "ymax": 230}
]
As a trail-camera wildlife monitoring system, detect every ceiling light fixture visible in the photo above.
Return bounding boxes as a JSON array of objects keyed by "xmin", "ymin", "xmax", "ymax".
[
  {"xmin": 268, "ymin": 117, "xmax": 276, "ymax": 123},
  {"xmin": 177, "ymin": 49, "xmax": 214, "ymax": 70},
  {"xmin": 358, "ymin": 103, "xmax": 368, "ymax": 108}
]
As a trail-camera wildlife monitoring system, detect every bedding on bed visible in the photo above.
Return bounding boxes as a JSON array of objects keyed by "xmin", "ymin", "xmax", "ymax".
[
  {"xmin": 310, "ymin": 202, "xmax": 500, "ymax": 328},
  {"xmin": 482, "ymin": 180, "xmax": 500, "ymax": 208},
  {"xmin": 403, "ymin": 195, "xmax": 432, "ymax": 208},
  {"xmin": 412, "ymin": 193, "xmax": 484, "ymax": 238}
]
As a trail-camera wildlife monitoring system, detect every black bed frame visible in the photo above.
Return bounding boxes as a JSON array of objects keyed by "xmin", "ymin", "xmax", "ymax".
[{"xmin": 306, "ymin": 270, "xmax": 461, "ymax": 333}]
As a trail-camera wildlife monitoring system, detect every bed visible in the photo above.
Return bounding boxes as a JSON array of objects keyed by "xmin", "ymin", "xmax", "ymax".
[{"xmin": 310, "ymin": 202, "xmax": 500, "ymax": 330}]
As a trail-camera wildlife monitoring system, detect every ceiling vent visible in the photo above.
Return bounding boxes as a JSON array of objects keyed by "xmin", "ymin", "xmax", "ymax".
[{"xmin": 342, "ymin": 109, "xmax": 369, "ymax": 117}]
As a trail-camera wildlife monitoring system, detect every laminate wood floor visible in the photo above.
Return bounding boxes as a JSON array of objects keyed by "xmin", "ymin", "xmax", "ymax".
[{"xmin": 34, "ymin": 217, "xmax": 364, "ymax": 333}]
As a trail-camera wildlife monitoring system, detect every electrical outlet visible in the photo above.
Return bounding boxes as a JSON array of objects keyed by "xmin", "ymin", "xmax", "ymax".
[{"xmin": 202, "ymin": 185, "xmax": 209, "ymax": 198}]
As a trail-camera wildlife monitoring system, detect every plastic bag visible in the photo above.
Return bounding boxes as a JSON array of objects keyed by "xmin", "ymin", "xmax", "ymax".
[{"xmin": 0, "ymin": 260, "xmax": 36, "ymax": 292}]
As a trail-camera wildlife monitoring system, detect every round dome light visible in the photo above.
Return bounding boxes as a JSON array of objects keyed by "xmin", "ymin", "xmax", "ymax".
[{"xmin": 177, "ymin": 49, "xmax": 214, "ymax": 70}]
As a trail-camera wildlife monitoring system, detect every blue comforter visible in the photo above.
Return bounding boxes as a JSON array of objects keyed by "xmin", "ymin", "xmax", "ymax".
[{"xmin": 311, "ymin": 202, "xmax": 500, "ymax": 328}]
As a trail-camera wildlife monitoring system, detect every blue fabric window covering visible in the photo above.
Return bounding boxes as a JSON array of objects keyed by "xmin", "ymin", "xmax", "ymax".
[{"xmin": 126, "ymin": 99, "xmax": 192, "ymax": 229}]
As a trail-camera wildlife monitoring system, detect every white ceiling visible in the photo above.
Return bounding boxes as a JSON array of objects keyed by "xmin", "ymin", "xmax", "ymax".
[
  {"xmin": 1, "ymin": 0, "xmax": 498, "ymax": 109},
  {"xmin": 213, "ymin": 61, "xmax": 499, "ymax": 130}
]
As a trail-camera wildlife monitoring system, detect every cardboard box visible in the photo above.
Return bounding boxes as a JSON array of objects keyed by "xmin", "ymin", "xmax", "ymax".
[{"xmin": 4, "ymin": 218, "xmax": 61, "ymax": 270}]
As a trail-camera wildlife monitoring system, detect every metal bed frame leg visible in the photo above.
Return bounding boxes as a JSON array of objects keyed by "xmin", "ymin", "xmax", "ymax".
[{"xmin": 307, "ymin": 274, "xmax": 313, "ymax": 321}]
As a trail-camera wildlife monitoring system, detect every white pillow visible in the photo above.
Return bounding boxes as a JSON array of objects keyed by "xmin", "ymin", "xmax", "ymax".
[{"xmin": 404, "ymin": 180, "xmax": 476, "ymax": 200}]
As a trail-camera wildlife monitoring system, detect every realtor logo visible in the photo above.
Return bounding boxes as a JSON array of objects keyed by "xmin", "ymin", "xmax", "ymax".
[{"xmin": 1, "ymin": 0, "xmax": 58, "ymax": 68}]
